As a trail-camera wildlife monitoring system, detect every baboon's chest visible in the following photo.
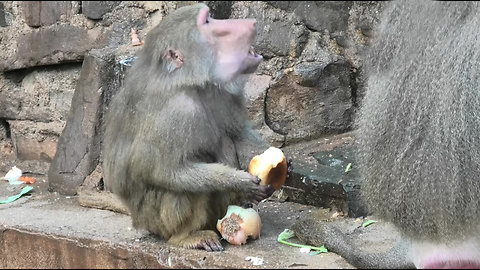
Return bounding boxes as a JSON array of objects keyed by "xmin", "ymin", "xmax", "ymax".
[{"xmin": 201, "ymin": 93, "xmax": 246, "ymax": 135}]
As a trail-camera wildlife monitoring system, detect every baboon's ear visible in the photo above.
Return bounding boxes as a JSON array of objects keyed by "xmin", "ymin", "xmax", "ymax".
[{"xmin": 163, "ymin": 49, "xmax": 183, "ymax": 72}]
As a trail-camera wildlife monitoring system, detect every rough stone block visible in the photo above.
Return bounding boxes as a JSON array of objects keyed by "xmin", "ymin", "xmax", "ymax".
[
  {"xmin": 22, "ymin": 1, "xmax": 73, "ymax": 27},
  {"xmin": 0, "ymin": 65, "xmax": 80, "ymax": 122},
  {"xmin": 266, "ymin": 60, "xmax": 353, "ymax": 143},
  {"xmin": 267, "ymin": 1, "xmax": 353, "ymax": 33},
  {"xmin": 243, "ymin": 74, "xmax": 271, "ymax": 129},
  {"xmin": 8, "ymin": 120, "xmax": 65, "ymax": 162},
  {"xmin": 282, "ymin": 133, "xmax": 368, "ymax": 217},
  {"xmin": 0, "ymin": 2, "xmax": 6, "ymax": 27},
  {"xmin": 0, "ymin": 25, "xmax": 110, "ymax": 72},
  {"xmin": 48, "ymin": 48, "xmax": 116, "ymax": 196},
  {"xmin": 0, "ymin": 119, "xmax": 9, "ymax": 141},
  {"xmin": 232, "ymin": 1, "xmax": 308, "ymax": 59},
  {"xmin": 205, "ymin": 1, "xmax": 233, "ymax": 19},
  {"xmin": 82, "ymin": 1, "xmax": 120, "ymax": 20}
]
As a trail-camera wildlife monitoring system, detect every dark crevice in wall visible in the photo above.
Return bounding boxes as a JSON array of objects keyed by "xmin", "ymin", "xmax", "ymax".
[
  {"xmin": 0, "ymin": 119, "xmax": 11, "ymax": 139},
  {"xmin": 349, "ymin": 67, "xmax": 359, "ymax": 109}
]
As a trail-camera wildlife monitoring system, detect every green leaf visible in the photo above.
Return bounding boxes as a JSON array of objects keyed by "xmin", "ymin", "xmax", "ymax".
[
  {"xmin": 345, "ymin": 163, "xmax": 352, "ymax": 173},
  {"xmin": 362, "ymin": 219, "xmax": 377, "ymax": 227},
  {"xmin": 310, "ymin": 248, "xmax": 328, "ymax": 255},
  {"xmin": 277, "ymin": 228, "xmax": 295, "ymax": 241},
  {"xmin": 277, "ymin": 229, "xmax": 328, "ymax": 254},
  {"xmin": 0, "ymin": 186, "xmax": 33, "ymax": 204}
]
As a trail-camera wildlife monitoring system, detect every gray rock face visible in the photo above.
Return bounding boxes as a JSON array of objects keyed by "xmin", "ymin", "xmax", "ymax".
[
  {"xmin": 0, "ymin": 25, "xmax": 110, "ymax": 72},
  {"xmin": 0, "ymin": 65, "xmax": 80, "ymax": 122},
  {"xmin": 267, "ymin": 1, "xmax": 353, "ymax": 33},
  {"xmin": 282, "ymin": 133, "xmax": 367, "ymax": 217},
  {"xmin": 243, "ymin": 74, "xmax": 271, "ymax": 129},
  {"xmin": 205, "ymin": 1, "xmax": 234, "ymax": 19},
  {"xmin": 0, "ymin": 119, "xmax": 8, "ymax": 141},
  {"xmin": 81, "ymin": 1, "xmax": 121, "ymax": 20},
  {"xmin": 232, "ymin": 1, "xmax": 309, "ymax": 59},
  {"xmin": 0, "ymin": 2, "xmax": 6, "ymax": 27},
  {"xmin": 48, "ymin": 49, "xmax": 116, "ymax": 196},
  {"xmin": 8, "ymin": 120, "xmax": 64, "ymax": 162},
  {"xmin": 22, "ymin": 1, "xmax": 73, "ymax": 27},
  {"xmin": 266, "ymin": 60, "xmax": 353, "ymax": 143}
]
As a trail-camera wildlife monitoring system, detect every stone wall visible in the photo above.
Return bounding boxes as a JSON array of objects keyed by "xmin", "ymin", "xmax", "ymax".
[{"xmin": 0, "ymin": 1, "xmax": 385, "ymax": 194}]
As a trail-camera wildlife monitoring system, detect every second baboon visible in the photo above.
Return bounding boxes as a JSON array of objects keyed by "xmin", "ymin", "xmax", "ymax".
[{"xmin": 294, "ymin": 0, "xmax": 480, "ymax": 268}]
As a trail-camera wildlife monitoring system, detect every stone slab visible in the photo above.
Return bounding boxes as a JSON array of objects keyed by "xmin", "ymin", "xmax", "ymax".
[
  {"xmin": 282, "ymin": 132, "xmax": 368, "ymax": 217},
  {"xmin": 0, "ymin": 25, "xmax": 110, "ymax": 72},
  {"xmin": 0, "ymin": 2, "xmax": 6, "ymax": 27},
  {"xmin": 81, "ymin": 1, "xmax": 121, "ymax": 20},
  {"xmin": 48, "ymin": 49, "xmax": 115, "ymax": 196},
  {"xmin": 0, "ymin": 178, "xmax": 358, "ymax": 269},
  {"xmin": 22, "ymin": 1, "xmax": 73, "ymax": 27}
]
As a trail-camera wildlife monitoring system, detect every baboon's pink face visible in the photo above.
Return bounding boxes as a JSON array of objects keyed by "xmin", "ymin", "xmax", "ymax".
[{"xmin": 197, "ymin": 7, "xmax": 263, "ymax": 82}]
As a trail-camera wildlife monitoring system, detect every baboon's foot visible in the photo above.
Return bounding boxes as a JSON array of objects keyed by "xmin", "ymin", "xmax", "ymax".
[{"xmin": 168, "ymin": 230, "xmax": 224, "ymax": 252}]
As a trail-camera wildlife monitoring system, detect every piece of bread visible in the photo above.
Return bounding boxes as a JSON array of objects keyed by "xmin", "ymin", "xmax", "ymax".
[{"xmin": 248, "ymin": 147, "xmax": 287, "ymax": 190}]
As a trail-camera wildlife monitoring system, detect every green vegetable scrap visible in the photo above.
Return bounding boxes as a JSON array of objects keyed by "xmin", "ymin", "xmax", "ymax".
[
  {"xmin": 345, "ymin": 163, "xmax": 352, "ymax": 173},
  {"xmin": 277, "ymin": 229, "xmax": 328, "ymax": 255},
  {"xmin": 362, "ymin": 220, "xmax": 377, "ymax": 227},
  {"xmin": 0, "ymin": 186, "xmax": 33, "ymax": 204}
]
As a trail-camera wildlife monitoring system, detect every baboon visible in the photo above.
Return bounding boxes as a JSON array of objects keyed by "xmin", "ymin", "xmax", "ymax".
[
  {"xmin": 103, "ymin": 3, "xmax": 279, "ymax": 251},
  {"xmin": 294, "ymin": 0, "xmax": 480, "ymax": 268}
]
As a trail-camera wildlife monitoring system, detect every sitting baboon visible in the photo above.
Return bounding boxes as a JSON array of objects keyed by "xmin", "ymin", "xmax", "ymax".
[
  {"xmin": 103, "ymin": 3, "xmax": 278, "ymax": 251},
  {"xmin": 294, "ymin": 0, "xmax": 480, "ymax": 268}
]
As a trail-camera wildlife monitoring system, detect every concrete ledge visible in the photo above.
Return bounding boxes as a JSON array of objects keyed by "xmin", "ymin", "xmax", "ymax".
[
  {"xmin": 0, "ymin": 228, "xmax": 164, "ymax": 268},
  {"xmin": 0, "ymin": 179, "xmax": 354, "ymax": 269},
  {"xmin": 282, "ymin": 132, "xmax": 367, "ymax": 217}
]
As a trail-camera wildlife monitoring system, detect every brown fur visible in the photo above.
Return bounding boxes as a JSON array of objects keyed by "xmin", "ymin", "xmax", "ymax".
[{"xmin": 103, "ymin": 3, "xmax": 271, "ymax": 251}]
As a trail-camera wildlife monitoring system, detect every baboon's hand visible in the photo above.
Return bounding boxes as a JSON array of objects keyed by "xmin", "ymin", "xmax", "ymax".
[{"xmin": 243, "ymin": 175, "xmax": 275, "ymax": 204}]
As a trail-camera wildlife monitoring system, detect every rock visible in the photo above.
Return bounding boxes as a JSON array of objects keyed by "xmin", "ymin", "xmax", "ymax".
[
  {"xmin": 345, "ymin": 2, "xmax": 388, "ymax": 107},
  {"xmin": 349, "ymin": 2, "xmax": 386, "ymax": 41},
  {"xmin": 96, "ymin": 3, "xmax": 149, "ymax": 48},
  {"xmin": 281, "ymin": 133, "xmax": 368, "ymax": 217},
  {"xmin": 0, "ymin": 119, "xmax": 9, "ymax": 141},
  {"xmin": 267, "ymin": 1, "xmax": 353, "ymax": 33},
  {"xmin": 81, "ymin": 1, "xmax": 121, "ymax": 20},
  {"xmin": 0, "ymin": 2, "xmax": 6, "ymax": 27},
  {"xmin": 22, "ymin": 1, "xmax": 73, "ymax": 27},
  {"xmin": 243, "ymin": 74, "xmax": 271, "ymax": 129},
  {"xmin": 0, "ymin": 65, "xmax": 81, "ymax": 122},
  {"xmin": 0, "ymin": 25, "xmax": 110, "ymax": 72},
  {"xmin": 297, "ymin": 31, "xmax": 338, "ymax": 64},
  {"xmin": 205, "ymin": 1, "xmax": 233, "ymax": 19},
  {"xmin": 312, "ymin": 141, "xmax": 367, "ymax": 217},
  {"xmin": 7, "ymin": 120, "xmax": 65, "ymax": 162},
  {"xmin": 241, "ymin": 74, "xmax": 288, "ymax": 147},
  {"xmin": 231, "ymin": 1, "xmax": 308, "ymax": 59},
  {"xmin": 266, "ymin": 60, "xmax": 354, "ymax": 143},
  {"xmin": 294, "ymin": 61, "xmax": 329, "ymax": 87},
  {"xmin": 48, "ymin": 48, "xmax": 116, "ymax": 196},
  {"xmin": 81, "ymin": 164, "xmax": 104, "ymax": 190}
]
